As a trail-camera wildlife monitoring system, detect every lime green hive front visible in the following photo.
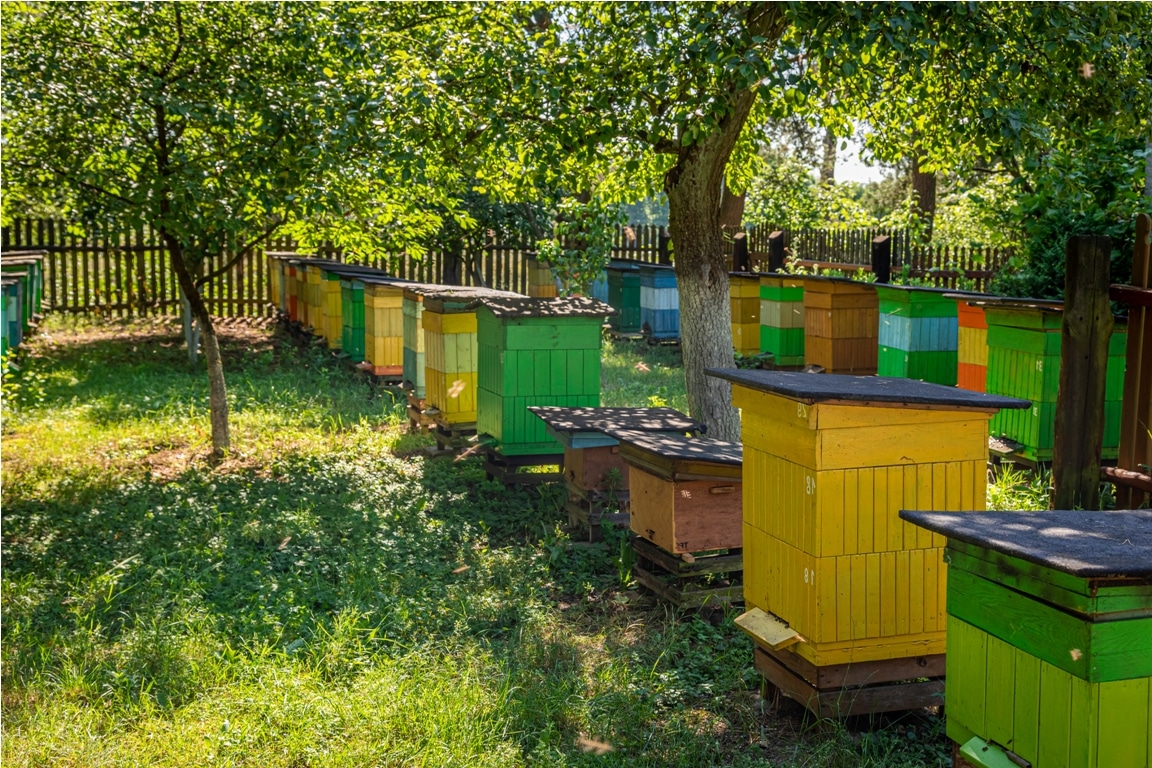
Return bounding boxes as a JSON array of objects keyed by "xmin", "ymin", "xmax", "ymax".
[{"xmin": 476, "ymin": 296, "xmax": 613, "ymax": 456}]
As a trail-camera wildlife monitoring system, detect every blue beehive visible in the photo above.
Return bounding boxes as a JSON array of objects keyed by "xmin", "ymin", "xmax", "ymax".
[{"xmin": 639, "ymin": 263, "xmax": 679, "ymax": 340}]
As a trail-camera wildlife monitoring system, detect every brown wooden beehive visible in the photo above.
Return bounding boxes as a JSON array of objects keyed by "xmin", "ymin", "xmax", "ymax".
[{"xmin": 617, "ymin": 430, "xmax": 743, "ymax": 555}]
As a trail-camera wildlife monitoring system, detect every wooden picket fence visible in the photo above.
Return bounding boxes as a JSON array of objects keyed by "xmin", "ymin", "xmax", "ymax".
[{"xmin": 0, "ymin": 218, "xmax": 1011, "ymax": 317}]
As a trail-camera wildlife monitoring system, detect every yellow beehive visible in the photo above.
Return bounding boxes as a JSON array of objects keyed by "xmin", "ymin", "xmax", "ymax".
[
  {"xmin": 730, "ymin": 273, "xmax": 761, "ymax": 355},
  {"xmin": 709, "ymin": 369, "xmax": 1029, "ymax": 668},
  {"xmin": 363, "ymin": 279, "xmax": 406, "ymax": 377},
  {"xmin": 422, "ymin": 287, "xmax": 520, "ymax": 423},
  {"xmin": 526, "ymin": 258, "xmax": 559, "ymax": 298},
  {"xmin": 305, "ymin": 265, "xmax": 327, "ymax": 334},
  {"xmin": 321, "ymin": 271, "xmax": 343, "ymax": 348}
]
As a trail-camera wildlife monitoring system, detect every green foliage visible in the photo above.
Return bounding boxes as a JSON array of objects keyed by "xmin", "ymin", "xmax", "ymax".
[
  {"xmin": 536, "ymin": 197, "xmax": 625, "ymax": 296},
  {"xmin": 743, "ymin": 151, "xmax": 877, "ymax": 230},
  {"xmin": 987, "ymin": 466, "xmax": 1051, "ymax": 511}
]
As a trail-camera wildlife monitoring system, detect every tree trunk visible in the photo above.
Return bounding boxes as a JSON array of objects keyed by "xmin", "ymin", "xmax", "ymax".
[
  {"xmin": 820, "ymin": 126, "xmax": 837, "ymax": 184},
  {"xmin": 911, "ymin": 153, "xmax": 937, "ymax": 241},
  {"xmin": 164, "ymin": 233, "xmax": 230, "ymax": 456},
  {"xmin": 665, "ymin": 95, "xmax": 761, "ymax": 442}
]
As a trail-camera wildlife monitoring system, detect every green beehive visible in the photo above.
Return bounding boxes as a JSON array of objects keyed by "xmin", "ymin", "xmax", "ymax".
[
  {"xmin": 607, "ymin": 260, "xmax": 641, "ymax": 333},
  {"xmin": 2, "ymin": 278, "xmax": 19, "ymax": 355},
  {"xmin": 1, "ymin": 252, "xmax": 45, "ymax": 330},
  {"xmin": 340, "ymin": 278, "xmax": 366, "ymax": 363},
  {"xmin": 476, "ymin": 296, "xmax": 614, "ymax": 456},
  {"xmin": 983, "ymin": 301, "xmax": 1127, "ymax": 462},
  {"xmin": 901, "ymin": 510, "xmax": 1152, "ymax": 768},
  {"xmin": 875, "ymin": 284, "xmax": 965, "ymax": 386},
  {"xmin": 759, "ymin": 273, "xmax": 805, "ymax": 365}
]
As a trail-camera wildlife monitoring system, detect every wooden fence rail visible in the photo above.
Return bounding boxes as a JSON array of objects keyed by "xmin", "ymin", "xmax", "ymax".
[{"xmin": 1, "ymin": 218, "xmax": 1012, "ymax": 317}]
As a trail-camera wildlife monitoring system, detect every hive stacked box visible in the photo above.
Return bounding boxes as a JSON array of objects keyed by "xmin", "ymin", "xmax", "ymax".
[
  {"xmin": 422, "ymin": 287, "xmax": 521, "ymax": 427},
  {"xmin": 801, "ymin": 276, "xmax": 879, "ymax": 373},
  {"xmin": 708, "ymin": 369, "xmax": 1029, "ymax": 715},
  {"xmin": 2, "ymin": 277, "xmax": 23, "ymax": 354},
  {"xmin": 266, "ymin": 251, "xmax": 305, "ymax": 317},
  {"xmin": 607, "ymin": 261, "xmax": 642, "ymax": 333},
  {"xmin": 875, "ymin": 285, "xmax": 963, "ymax": 386},
  {"xmin": 402, "ymin": 286, "xmax": 429, "ymax": 398},
  {"xmin": 759, "ymin": 274, "xmax": 805, "ymax": 366},
  {"xmin": 982, "ymin": 300, "xmax": 1127, "ymax": 462},
  {"xmin": 476, "ymin": 296, "xmax": 613, "ymax": 456},
  {"xmin": 952, "ymin": 297, "xmax": 989, "ymax": 392},
  {"xmin": 0, "ymin": 252, "xmax": 45, "ymax": 348},
  {"xmin": 639, "ymin": 263, "xmax": 680, "ymax": 340},
  {"xmin": 902, "ymin": 510, "xmax": 1152, "ymax": 768},
  {"xmin": 730, "ymin": 273, "xmax": 761, "ymax": 355}
]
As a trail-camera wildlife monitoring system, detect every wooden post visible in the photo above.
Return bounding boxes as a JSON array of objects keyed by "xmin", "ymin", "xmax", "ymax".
[
  {"xmin": 1053, "ymin": 236, "xmax": 1113, "ymax": 510},
  {"xmin": 871, "ymin": 235, "xmax": 891, "ymax": 284},
  {"xmin": 1113, "ymin": 214, "xmax": 1151, "ymax": 508},
  {"xmin": 767, "ymin": 230, "xmax": 785, "ymax": 273},
  {"xmin": 657, "ymin": 227, "xmax": 671, "ymax": 265},
  {"xmin": 732, "ymin": 231, "xmax": 749, "ymax": 272}
]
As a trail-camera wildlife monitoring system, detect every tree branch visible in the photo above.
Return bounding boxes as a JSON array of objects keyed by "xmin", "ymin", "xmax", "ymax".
[{"xmin": 194, "ymin": 219, "xmax": 283, "ymax": 288}]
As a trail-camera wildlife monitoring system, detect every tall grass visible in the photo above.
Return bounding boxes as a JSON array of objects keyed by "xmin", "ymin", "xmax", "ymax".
[{"xmin": 3, "ymin": 317, "xmax": 951, "ymax": 767}]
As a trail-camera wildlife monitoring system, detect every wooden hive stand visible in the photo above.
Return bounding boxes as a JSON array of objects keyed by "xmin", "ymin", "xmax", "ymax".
[
  {"xmin": 902, "ymin": 510, "xmax": 1152, "ymax": 768},
  {"xmin": 708, "ymin": 368, "xmax": 1030, "ymax": 718},
  {"xmin": 475, "ymin": 296, "xmax": 615, "ymax": 487},
  {"xmin": 616, "ymin": 430, "xmax": 745, "ymax": 607},
  {"xmin": 528, "ymin": 406, "xmax": 703, "ymax": 542}
]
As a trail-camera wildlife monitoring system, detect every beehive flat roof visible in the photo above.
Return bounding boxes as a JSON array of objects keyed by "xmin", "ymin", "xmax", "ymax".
[
  {"xmin": 612, "ymin": 430, "xmax": 741, "ymax": 465},
  {"xmin": 528, "ymin": 406, "xmax": 701, "ymax": 434},
  {"xmin": 873, "ymin": 284, "xmax": 986, "ymax": 297},
  {"xmin": 419, "ymin": 286, "xmax": 520, "ymax": 301},
  {"xmin": 707, "ymin": 369, "xmax": 1031, "ymax": 410},
  {"xmin": 479, "ymin": 296, "xmax": 615, "ymax": 318},
  {"xmin": 956, "ymin": 295, "xmax": 1063, "ymax": 312},
  {"xmin": 899, "ymin": 510, "xmax": 1152, "ymax": 578}
]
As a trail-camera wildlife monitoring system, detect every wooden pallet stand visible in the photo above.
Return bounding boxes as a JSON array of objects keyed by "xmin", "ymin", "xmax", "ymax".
[
  {"xmin": 482, "ymin": 447, "xmax": 563, "ymax": 486},
  {"xmin": 631, "ymin": 535, "xmax": 743, "ymax": 608},
  {"xmin": 564, "ymin": 487, "xmax": 629, "ymax": 543},
  {"xmin": 425, "ymin": 418, "xmax": 477, "ymax": 457},
  {"xmin": 739, "ymin": 608, "xmax": 944, "ymax": 718}
]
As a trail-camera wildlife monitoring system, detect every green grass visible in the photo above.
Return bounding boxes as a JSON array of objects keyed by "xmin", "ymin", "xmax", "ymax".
[{"xmin": 2, "ymin": 317, "xmax": 952, "ymax": 767}]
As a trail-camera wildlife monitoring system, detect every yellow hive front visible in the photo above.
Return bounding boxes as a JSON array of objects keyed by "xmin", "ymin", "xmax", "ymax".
[
  {"xmin": 322, "ymin": 273, "xmax": 343, "ymax": 349},
  {"xmin": 733, "ymin": 385, "xmax": 994, "ymax": 666},
  {"xmin": 424, "ymin": 308, "xmax": 479, "ymax": 423},
  {"xmin": 363, "ymin": 282, "xmax": 404, "ymax": 376},
  {"xmin": 730, "ymin": 275, "xmax": 761, "ymax": 355}
]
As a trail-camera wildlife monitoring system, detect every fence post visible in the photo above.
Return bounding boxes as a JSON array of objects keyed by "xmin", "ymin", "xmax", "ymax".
[
  {"xmin": 871, "ymin": 236, "xmax": 892, "ymax": 284},
  {"xmin": 1053, "ymin": 235, "xmax": 1113, "ymax": 510},
  {"xmin": 1112, "ymin": 213, "xmax": 1151, "ymax": 508},
  {"xmin": 732, "ymin": 232, "xmax": 749, "ymax": 272},
  {"xmin": 657, "ymin": 227, "xmax": 671, "ymax": 265},
  {"xmin": 767, "ymin": 231, "xmax": 785, "ymax": 272}
]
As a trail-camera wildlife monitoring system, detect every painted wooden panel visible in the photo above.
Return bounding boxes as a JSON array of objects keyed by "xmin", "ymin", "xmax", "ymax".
[
  {"xmin": 340, "ymin": 279, "xmax": 366, "ymax": 363},
  {"xmin": 743, "ymin": 525, "xmax": 947, "ymax": 665},
  {"xmin": 402, "ymin": 292, "xmax": 426, "ymax": 397},
  {"xmin": 630, "ymin": 466, "xmax": 743, "ymax": 554},
  {"xmin": 733, "ymin": 322, "xmax": 761, "ymax": 355},
  {"xmin": 802, "ymin": 280, "xmax": 879, "ymax": 373},
  {"xmin": 363, "ymin": 284, "xmax": 406, "ymax": 375},
  {"xmin": 607, "ymin": 264, "xmax": 642, "ymax": 332},
  {"xmin": 526, "ymin": 258, "xmax": 558, "ymax": 298},
  {"xmin": 947, "ymin": 617, "xmax": 1152, "ymax": 768},
  {"xmin": 731, "ymin": 275, "xmax": 762, "ymax": 354},
  {"xmin": 566, "ymin": 445, "xmax": 629, "ymax": 493}
]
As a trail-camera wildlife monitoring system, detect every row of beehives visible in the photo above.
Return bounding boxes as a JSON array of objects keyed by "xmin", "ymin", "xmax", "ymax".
[
  {"xmin": 593, "ymin": 261, "xmax": 1128, "ymax": 466},
  {"xmin": 530, "ymin": 375, "xmax": 1149, "ymax": 768},
  {"xmin": 0, "ymin": 251, "xmax": 46, "ymax": 357},
  {"xmin": 267, "ymin": 253, "xmax": 1150, "ymax": 764}
]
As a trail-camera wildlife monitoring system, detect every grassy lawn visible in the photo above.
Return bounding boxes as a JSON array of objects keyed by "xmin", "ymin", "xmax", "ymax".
[{"xmin": 2, "ymin": 317, "xmax": 990, "ymax": 767}]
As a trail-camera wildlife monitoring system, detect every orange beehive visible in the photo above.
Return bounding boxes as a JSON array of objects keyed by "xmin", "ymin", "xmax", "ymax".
[{"xmin": 801, "ymin": 276, "xmax": 879, "ymax": 374}]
